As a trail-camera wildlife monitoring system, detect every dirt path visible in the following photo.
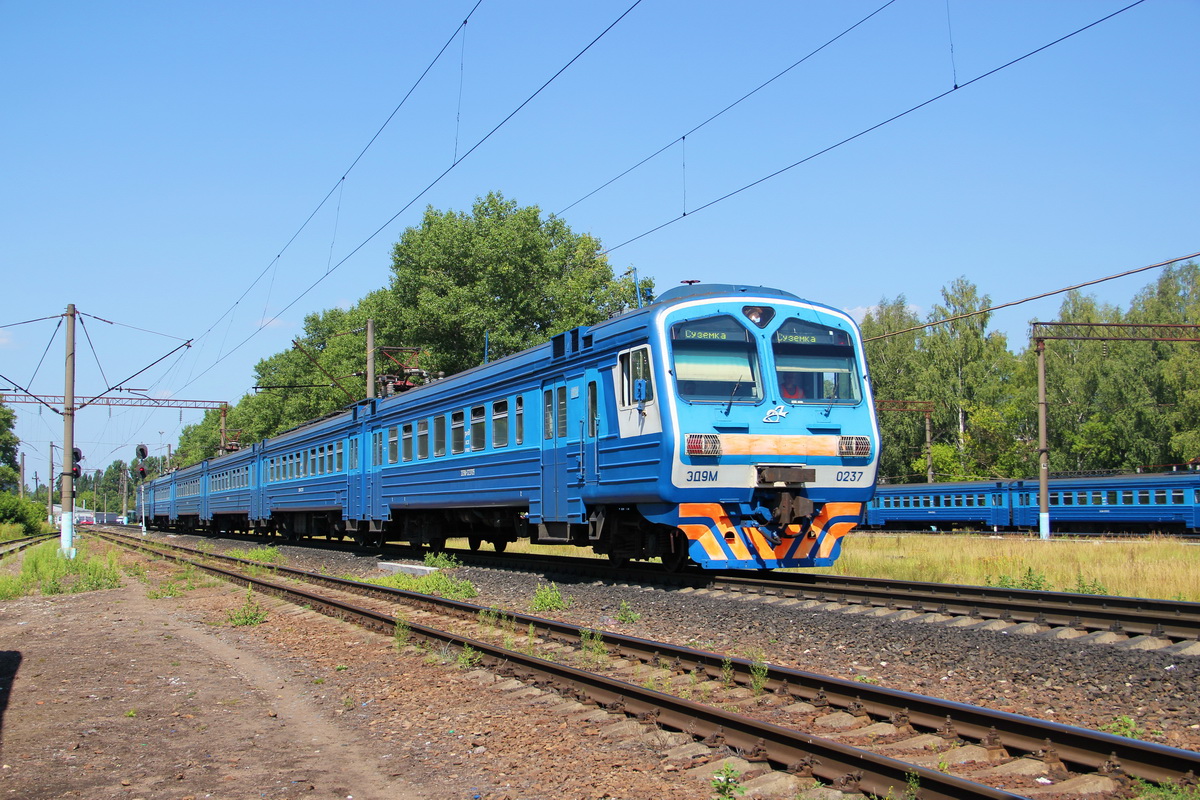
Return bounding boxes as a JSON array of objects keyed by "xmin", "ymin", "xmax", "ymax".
[{"xmin": 0, "ymin": 552, "xmax": 714, "ymax": 800}]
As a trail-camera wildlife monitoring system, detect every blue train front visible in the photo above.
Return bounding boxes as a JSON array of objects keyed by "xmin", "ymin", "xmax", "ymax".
[{"xmin": 136, "ymin": 283, "xmax": 880, "ymax": 570}]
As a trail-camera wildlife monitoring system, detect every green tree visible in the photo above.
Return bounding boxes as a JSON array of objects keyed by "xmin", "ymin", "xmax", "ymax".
[
  {"xmin": 0, "ymin": 403, "xmax": 19, "ymax": 492},
  {"xmin": 388, "ymin": 191, "xmax": 646, "ymax": 376},
  {"xmin": 861, "ymin": 296, "xmax": 930, "ymax": 481}
]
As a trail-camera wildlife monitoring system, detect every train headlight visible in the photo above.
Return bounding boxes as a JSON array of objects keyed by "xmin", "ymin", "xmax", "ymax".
[
  {"xmin": 686, "ymin": 434, "xmax": 722, "ymax": 457},
  {"xmin": 838, "ymin": 435, "xmax": 871, "ymax": 458}
]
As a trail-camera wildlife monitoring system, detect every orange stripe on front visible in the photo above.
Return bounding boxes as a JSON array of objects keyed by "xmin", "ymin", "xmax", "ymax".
[
  {"xmin": 817, "ymin": 520, "xmax": 859, "ymax": 559},
  {"xmin": 743, "ymin": 526, "xmax": 780, "ymax": 560},
  {"xmin": 680, "ymin": 524, "xmax": 727, "ymax": 561},
  {"xmin": 679, "ymin": 502, "xmax": 727, "ymax": 520},
  {"xmin": 716, "ymin": 434, "xmax": 839, "ymax": 457}
]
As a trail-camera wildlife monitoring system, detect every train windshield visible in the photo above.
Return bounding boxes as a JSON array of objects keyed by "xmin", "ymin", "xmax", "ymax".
[
  {"xmin": 670, "ymin": 315, "xmax": 762, "ymax": 403},
  {"xmin": 772, "ymin": 318, "xmax": 861, "ymax": 403}
]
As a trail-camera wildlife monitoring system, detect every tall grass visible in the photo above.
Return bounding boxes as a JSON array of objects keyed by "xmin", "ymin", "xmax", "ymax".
[
  {"xmin": 0, "ymin": 541, "xmax": 123, "ymax": 599},
  {"xmin": 821, "ymin": 534, "xmax": 1200, "ymax": 601}
]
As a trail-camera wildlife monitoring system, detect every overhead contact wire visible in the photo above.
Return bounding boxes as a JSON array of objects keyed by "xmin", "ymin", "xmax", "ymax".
[
  {"xmin": 604, "ymin": 0, "xmax": 1148, "ymax": 254},
  {"xmin": 178, "ymin": 0, "xmax": 644, "ymax": 393}
]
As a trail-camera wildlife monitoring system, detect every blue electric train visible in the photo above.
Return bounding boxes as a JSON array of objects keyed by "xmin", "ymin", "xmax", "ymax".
[
  {"xmin": 865, "ymin": 471, "xmax": 1200, "ymax": 533},
  {"xmin": 137, "ymin": 283, "xmax": 881, "ymax": 569}
]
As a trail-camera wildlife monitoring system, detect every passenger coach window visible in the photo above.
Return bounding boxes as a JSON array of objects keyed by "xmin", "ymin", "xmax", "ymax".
[
  {"xmin": 402, "ymin": 424, "xmax": 413, "ymax": 462},
  {"xmin": 669, "ymin": 317, "xmax": 758, "ymax": 403},
  {"xmin": 471, "ymin": 406, "xmax": 485, "ymax": 451},
  {"xmin": 434, "ymin": 416, "xmax": 447, "ymax": 457},
  {"xmin": 451, "ymin": 411, "xmax": 465, "ymax": 454},
  {"xmin": 619, "ymin": 347, "xmax": 656, "ymax": 405},
  {"xmin": 388, "ymin": 428, "xmax": 398, "ymax": 464},
  {"xmin": 417, "ymin": 420, "xmax": 429, "ymax": 460},
  {"xmin": 492, "ymin": 401, "xmax": 509, "ymax": 448},
  {"xmin": 771, "ymin": 317, "xmax": 861, "ymax": 404},
  {"xmin": 515, "ymin": 397, "xmax": 524, "ymax": 444}
]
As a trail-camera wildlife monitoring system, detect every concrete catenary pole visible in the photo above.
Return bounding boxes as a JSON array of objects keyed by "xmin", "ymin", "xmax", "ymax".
[
  {"xmin": 19, "ymin": 452, "xmax": 24, "ymax": 499},
  {"xmin": 61, "ymin": 304, "xmax": 77, "ymax": 557},
  {"xmin": 47, "ymin": 443, "xmax": 55, "ymax": 525},
  {"xmin": 1036, "ymin": 338, "xmax": 1050, "ymax": 540}
]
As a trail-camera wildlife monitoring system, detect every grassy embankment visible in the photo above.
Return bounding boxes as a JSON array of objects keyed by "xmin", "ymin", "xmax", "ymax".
[{"xmin": 445, "ymin": 534, "xmax": 1200, "ymax": 602}]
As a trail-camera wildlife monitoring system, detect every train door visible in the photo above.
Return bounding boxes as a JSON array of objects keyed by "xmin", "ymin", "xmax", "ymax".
[{"xmin": 540, "ymin": 378, "xmax": 586, "ymax": 522}]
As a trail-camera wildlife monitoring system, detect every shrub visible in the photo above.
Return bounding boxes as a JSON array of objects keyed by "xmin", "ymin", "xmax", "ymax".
[{"xmin": 0, "ymin": 492, "xmax": 48, "ymax": 537}]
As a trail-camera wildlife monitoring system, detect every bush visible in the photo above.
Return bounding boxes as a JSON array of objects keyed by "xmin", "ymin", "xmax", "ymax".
[{"xmin": 0, "ymin": 492, "xmax": 47, "ymax": 537}]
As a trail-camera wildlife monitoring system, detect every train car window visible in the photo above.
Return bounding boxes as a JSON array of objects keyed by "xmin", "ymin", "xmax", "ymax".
[
  {"xmin": 669, "ymin": 318, "xmax": 758, "ymax": 403},
  {"xmin": 492, "ymin": 401, "xmax": 509, "ymax": 448},
  {"xmin": 1062, "ymin": 493, "xmax": 1073, "ymax": 506},
  {"xmin": 1122, "ymin": 490, "xmax": 1132, "ymax": 504},
  {"xmin": 336, "ymin": 441, "xmax": 344, "ymax": 472},
  {"xmin": 954, "ymin": 495, "xmax": 963, "ymax": 507},
  {"xmin": 771, "ymin": 317, "xmax": 860, "ymax": 404},
  {"xmin": 965, "ymin": 495, "xmax": 975, "ymax": 507},
  {"xmin": 417, "ymin": 420, "xmax": 429, "ymax": 459},
  {"xmin": 1091, "ymin": 491, "xmax": 1102, "ymax": 505},
  {"xmin": 1173, "ymin": 489, "xmax": 1185, "ymax": 504},
  {"xmin": 901, "ymin": 497, "xmax": 910, "ymax": 508},
  {"xmin": 348, "ymin": 439, "xmax": 357, "ymax": 471},
  {"xmin": 451, "ymin": 411, "xmax": 465, "ymax": 454},
  {"xmin": 1050, "ymin": 492, "xmax": 1059, "ymax": 506},
  {"xmin": 326, "ymin": 444, "xmax": 334, "ymax": 474},
  {"xmin": 1076, "ymin": 491, "xmax": 1087, "ymax": 505},
  {"xmin": 933, "ymin": 495, "xmax": 942, "ymax": 507},
  {"xmin": 556, "ymin": 386, "xmax": 568, "ymax": 438},
  {"xmin": 314, "ymin": 447, "xmax": 321, "ymax": 475},
  {"xmin": 543, "ymin": 390, "xmax": 554, "ymax": 440},
  {"xmin": 922, "ymin": 496, "xmax": 932, "ymax": 507},
  {"xmin": 992, "ymin": 495, "xmax": 1001, "ymax": 507},
  {"xmin": 1138, "ymin": 490, "xmax": 1149, "ymax": 504},
  {"xmin": 977, "ymin": 494, "xmax": 985, "ymax": 506},
  {"xmin": 388, "ymin": 427, "xmax": 399, "ymax": 464},
  {"xmin": 434, "ymin": 416, "xmax": 447, "ymax": 457},
  {"xmin": 587, "ymin": 382, "xmax": 597, "ymax": 438},
  {"xmin": 619, "ymin": 347, "xmax": 656, "ymax": 406},
  {"xmin": 1106, "ymin": 490, "xmax": 1116, "ymax": 505},
  {"xmin": 402, "ymin": 424, "xmax": 413, "ymax": 462},
  {"xmin": 471, "ymin": 406, "xmax": 485, "ymax": 451},
  {"xmin": 1155, "ymin": 489, "xmax": 1168, "ymax": 505},
  {"xmin": 372, "ymin": 431, "xmax": 383, "ymax": 466},
  {"xmin": 515, "ymin": 396, "xmax": 524, "ymax": 444}
]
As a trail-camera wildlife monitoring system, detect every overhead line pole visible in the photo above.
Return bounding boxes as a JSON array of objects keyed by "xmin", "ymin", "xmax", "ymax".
[
  {"xmin": 62, "ymin": 304, "xmax": 77, "ymax": 558},
  {"xmin": 1030, "ymin": 321, "xmax": 1200, "ymax": 541}
]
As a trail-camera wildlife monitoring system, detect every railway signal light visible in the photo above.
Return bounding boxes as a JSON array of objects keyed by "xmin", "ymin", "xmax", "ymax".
[
  {"xmin": 137, "ymin": 464, "xmax": 147, "ymax": 479},
  {"xmin": 70, "ymin": 447, "xmax": 83, "ymax": 479},
  {"xmin": 135, "ymin": 444, "xmax": 148, "ymax": 460}
]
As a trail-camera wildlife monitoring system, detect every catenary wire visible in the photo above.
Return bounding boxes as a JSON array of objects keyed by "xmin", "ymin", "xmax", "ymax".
[
  {"xmin": 557, "ymin": 0, "xmax": 900, "ymax": 217},
  {"xmin": 175, "ymin": 0, "xmax": 644, "ymax": 395},
  {"xmin": 866, "ymin": 250, "xmax": 1200, "ymax": 341},
  {"xmin": 603, "ymin": 0, "xmax": 1148, "ymax": 254}
]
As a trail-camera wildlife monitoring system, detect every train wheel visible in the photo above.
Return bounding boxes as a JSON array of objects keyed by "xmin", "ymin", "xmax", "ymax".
[
  {"xmin": 492, "ymin": 538, "xmax": 508, "ymax": 553},
  {"xmin": 607, "ymin": 553, "xmax": 630, "ymax": 569},
  {"xmin": 429, "ymin": 537, "xmax": 447, "ymax": 552},
  {"xmin": 468, "ymin": 536, "xmax": 482, "ymax": 551},
  {"xmin": 661, "ymin": 531, "xmax": 690, "ymax": 573}
]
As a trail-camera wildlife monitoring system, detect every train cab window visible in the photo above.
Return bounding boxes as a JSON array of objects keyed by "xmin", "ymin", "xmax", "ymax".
[
  {"xmin": 471, "ymin": 406, "xmax": 485, "ymax": 451},
  {"xmin": 669, "ymin": 317, "xmax": 758, "ymax": 403},
  {"xmin": 402, "ymin": 424, "xmax": 413, "ymax": 462},
  {"xmin": 771, "ymin": 317, "xmax": 861, "ymax": 404},
  {"xmin": 619, "ymin": 347, "xmax": 656, "ymax": 406},
  {"xmin": 417, "ymin": 420, "xmax": 429, "ymax": 460},
  {"xmin": 515, "ymin": 397, "xmax": 524, "ymax": 444},
  {"xmin": 434, "ymin": 416, "xmax": 447, "ymax": 457},
  {"xmin": 492, "ymin": 401, "xmax": 509, "ymax": 448},
  {"xmin": 451, "ymin": 411, "xmax": 465, "ymax": 454}
]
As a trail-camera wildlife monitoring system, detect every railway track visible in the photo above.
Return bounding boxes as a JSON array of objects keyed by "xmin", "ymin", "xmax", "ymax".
[
  {"xmin": 93, "ymin": 529, "xmax": 1200, "ymax": 799},
  {"xmin": 0, "ymin": 533, "xmax": 56, "ymax": 559},
  {"xmin": 113, "ymin": 524, "xmax": 1200, "ymax": 654}
]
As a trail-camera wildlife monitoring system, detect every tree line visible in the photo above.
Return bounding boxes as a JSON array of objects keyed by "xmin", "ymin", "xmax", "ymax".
[{"xmin": 862, "ymin": 263, "xmax": 1200, "ymax": 483}]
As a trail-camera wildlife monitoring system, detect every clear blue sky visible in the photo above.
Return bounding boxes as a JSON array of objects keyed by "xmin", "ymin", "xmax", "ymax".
[{"xmin": 2, "ymin": 0, "xmax": 1196, "ymax": 477}]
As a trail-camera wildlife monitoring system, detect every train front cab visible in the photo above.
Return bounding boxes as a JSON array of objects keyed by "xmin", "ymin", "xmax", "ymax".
[{"xmin": 635, "ymin": 289, "xmax": 880, "ymax": 569}]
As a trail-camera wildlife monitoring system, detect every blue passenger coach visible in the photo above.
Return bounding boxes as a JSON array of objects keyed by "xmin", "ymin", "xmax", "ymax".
[
  {"xmin": 139, "ymin": 283, "xmax": 880, "ymax": 569},
  {"xmin": 866, "ymin": 471, "xmax": 1200, "ymax": 533}
]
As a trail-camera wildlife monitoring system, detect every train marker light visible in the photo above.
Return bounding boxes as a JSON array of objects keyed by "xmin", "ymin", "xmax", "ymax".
[{"xmin": 135, "ymin": 444, "xmax": 148, "ymax": 460}]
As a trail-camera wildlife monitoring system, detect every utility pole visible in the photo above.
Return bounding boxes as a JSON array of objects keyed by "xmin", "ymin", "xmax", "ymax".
[
  {"xmin": 47, "ymin": 443, "xmax": 55, "ymax": 525},
  {"xmin": 19, "ymin": 452, "xmax": 24, "ymax": 499},
  {"xmin": 366, "ymin": 318, "xmax": 375, "ymax": 399},
  {"xmin": 119, "ymin": 467, "xmax": 128, "ymax": 519},
  {"xmin": 61, "ymin": 304, "xmax": 77, "ymax": 558}
]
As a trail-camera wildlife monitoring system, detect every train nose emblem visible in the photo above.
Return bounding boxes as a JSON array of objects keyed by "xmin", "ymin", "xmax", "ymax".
[{"xmin": 763, "ymin": 405, "xmax": 789, "ymax": 423}]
